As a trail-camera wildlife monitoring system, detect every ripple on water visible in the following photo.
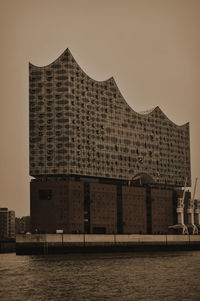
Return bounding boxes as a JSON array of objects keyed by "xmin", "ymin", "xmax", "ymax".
[{"xmin": 0, "ymin": 251, "xmax": 200, "ymax": 301}]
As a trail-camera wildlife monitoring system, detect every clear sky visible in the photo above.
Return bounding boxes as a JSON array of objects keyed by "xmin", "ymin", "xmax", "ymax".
[{"xmin": 0, "ymin": 0, "xmax": 200, "ymax": 216}]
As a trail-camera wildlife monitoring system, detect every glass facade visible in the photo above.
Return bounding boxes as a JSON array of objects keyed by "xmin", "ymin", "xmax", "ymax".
[{"xmin": 29, "ymin": 49, "xmax": 191, "ymax": 187}]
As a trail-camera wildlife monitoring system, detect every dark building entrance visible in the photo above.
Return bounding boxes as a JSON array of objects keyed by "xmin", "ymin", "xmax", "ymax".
[{"xmin": 93, "ymin": 227, "xmax": 106, "ymax": 234}]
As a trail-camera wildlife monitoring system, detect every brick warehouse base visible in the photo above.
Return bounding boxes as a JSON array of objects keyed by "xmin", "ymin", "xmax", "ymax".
[{"xmin": 30, "ymin": 177, "xmax": 186, "ymax": 235}]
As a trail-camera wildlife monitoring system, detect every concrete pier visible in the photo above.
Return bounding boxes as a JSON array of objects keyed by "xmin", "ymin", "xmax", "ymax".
[{"xmin": 16, "ymin": 234, "xmax": 200, "ymax": 254}]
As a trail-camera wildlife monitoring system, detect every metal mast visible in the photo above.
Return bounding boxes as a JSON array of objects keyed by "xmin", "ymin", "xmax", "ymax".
[
  {"xmin": 169, "ymin": 177, "xmax": 188, "ymax": 234},
  {"xmin": 187, "ymin": 177, "xmax": 198, "ymax": 234}
]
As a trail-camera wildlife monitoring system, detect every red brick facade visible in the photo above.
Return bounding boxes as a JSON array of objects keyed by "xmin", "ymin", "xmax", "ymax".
[
  {"xmin": 30, "ymin": 181, "xmax": 84, "ymax": 234},
  {"xmin": 31, "ymin": 180, "xmax": 179, "ymax": 234},
  {"xmin": 151, "ymin": 189, "xmax": 174, "ymax": 233},
  {"xmin": 122, "ymin": 186, "xmax": 146, "ymax": 234},
  {"xmin": 90, "ymin": 183, "xmax": 117, "ymax": 234}
]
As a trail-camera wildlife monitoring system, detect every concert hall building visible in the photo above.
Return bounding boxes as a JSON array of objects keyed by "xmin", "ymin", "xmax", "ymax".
[{"xmin": 29, "ymin": 49, "xmax": 191, "ymax": 234}]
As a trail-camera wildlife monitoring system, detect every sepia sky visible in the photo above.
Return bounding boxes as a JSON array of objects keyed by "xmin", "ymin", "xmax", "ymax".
[{"xmin": 0, "ymin": 0, "xmax": 200, "ymax": 216}]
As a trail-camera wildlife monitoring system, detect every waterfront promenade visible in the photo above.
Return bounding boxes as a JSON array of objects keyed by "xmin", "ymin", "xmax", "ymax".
[{"xmin": 16, "ymin": 234, "xmax": 200, "ymax": 254}]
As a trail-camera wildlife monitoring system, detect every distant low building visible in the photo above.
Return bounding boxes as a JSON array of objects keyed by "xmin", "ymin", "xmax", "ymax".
[
  {"xmin": 0, "ymin": 208, "xmax": 15, "ymax": 238},
  {"xmin": 15, "ymin": 216, "xmax": 31, "ymax": 234},
  {"xmin": 15, "ymin": 217, "xmax": 21, "ymax": 234},
  {"xmin": 21, "ymin": 216, "xmax": 31, "ymax": 233}
]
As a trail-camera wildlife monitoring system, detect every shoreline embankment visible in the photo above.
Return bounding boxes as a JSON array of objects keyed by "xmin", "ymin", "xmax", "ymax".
[{"xmin": 16, "ymin": 234, "xmax": 200, "ymax": 254}]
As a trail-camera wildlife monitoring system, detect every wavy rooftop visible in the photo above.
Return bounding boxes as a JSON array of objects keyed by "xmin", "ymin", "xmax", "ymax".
[{"xmin": 29, "ymin": 49, "xmax": 191, "ymax": 186}]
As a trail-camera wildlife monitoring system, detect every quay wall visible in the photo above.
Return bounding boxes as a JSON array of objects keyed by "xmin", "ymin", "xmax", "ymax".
[
  {"xmin": 0, "ymin": 239, "xmax": 16, "ymax": 253},
  {"xmin": 16, "ymin": 234, "xmax": 200, "ymax": 254}
]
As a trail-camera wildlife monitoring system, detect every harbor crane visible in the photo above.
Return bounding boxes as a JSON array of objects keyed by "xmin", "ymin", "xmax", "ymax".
[
  {"xmin": 187, "ymin": 177, "xmax": 198, "ymax": 235},
  {"xmin": 169, "ymin": 177, "xmax": 189, "ymax": 234}
]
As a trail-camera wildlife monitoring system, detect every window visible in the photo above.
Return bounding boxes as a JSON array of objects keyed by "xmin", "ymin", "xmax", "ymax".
[{"xmin": 39, "ymin": 190, "xmax": 52, "ymax": 200}]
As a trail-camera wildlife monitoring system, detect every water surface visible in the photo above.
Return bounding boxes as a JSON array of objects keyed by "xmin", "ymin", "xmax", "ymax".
[{"xmin": 0, "ymin": 251, "xmax": 200, "ymax": 300}]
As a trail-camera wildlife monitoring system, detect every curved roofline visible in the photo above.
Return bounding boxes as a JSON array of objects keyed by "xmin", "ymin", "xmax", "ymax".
[
  {"xmin": 29, "ymin": 48, "xmax": 189, "ymax": 128},
  {"xmin": 29, "ymin": 48, "xmax": 70, "ymax": 69},
  {"xmin": 29, "ymin": 48, "xmax": 113, "ymax": 83},
  {"xmin": 112, "ymin": 76, "xmax": 188, "ymax": 127},
  {"xmin": 132, "ymin": 172, "xmax": 155, "ymax": 184},
  {"xmin": 154, "ymin": 106, "xmax": 189, "ymax": 128}
]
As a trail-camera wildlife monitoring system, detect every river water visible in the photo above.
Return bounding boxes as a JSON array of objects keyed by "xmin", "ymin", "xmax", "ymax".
[{"xmin": 0, "ymin": 251, "xmax": 200, "ymax": 301}]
